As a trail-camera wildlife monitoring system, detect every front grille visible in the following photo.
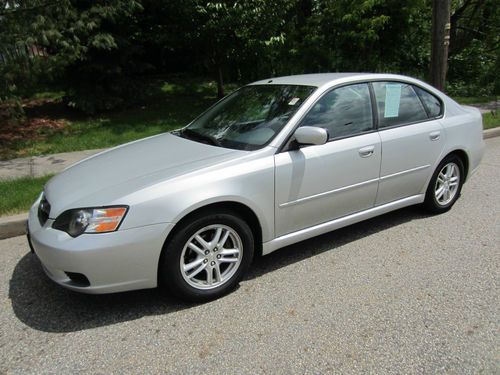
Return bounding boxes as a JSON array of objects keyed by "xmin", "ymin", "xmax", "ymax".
[{"xmin": 38, "ymin": 195, "xmax": 51, "ymax": 226}]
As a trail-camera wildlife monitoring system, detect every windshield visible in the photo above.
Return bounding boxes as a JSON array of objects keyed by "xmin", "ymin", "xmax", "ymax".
[{"xmin": 177, "ymin": 84, "xmax": 316, "ymax": 150}]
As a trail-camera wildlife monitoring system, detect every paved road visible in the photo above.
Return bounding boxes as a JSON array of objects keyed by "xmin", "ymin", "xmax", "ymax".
[{"xmin": 1, "ymin": 138, "xmax": 499, "ymax": 374}]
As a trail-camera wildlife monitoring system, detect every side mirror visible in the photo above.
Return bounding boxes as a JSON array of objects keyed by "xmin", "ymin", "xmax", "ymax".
[{"xmin": 294, "ymin": 126, "xmax": 328, "ymax": 146}]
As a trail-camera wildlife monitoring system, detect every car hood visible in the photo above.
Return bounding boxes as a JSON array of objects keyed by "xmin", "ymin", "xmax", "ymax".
[{"xmin": 44, "ymin": 133, "xmax": 245, "ymax": 217}]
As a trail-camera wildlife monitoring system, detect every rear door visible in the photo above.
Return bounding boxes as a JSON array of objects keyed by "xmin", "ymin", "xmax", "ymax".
[{"xmin": 372, "ymin": 81, "xmax": 445, "ymax": 205}]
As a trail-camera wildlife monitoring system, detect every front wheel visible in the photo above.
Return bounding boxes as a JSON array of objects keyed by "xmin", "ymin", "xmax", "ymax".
[
  {"xmin": 424, "ymin": 155, "xmax": 464, "ymax": 213},
  {"xmin": 159, "ymin": 211, "xmax": 254, "ymax": 302}
]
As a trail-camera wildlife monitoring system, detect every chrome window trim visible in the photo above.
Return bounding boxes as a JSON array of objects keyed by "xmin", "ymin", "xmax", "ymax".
[{"xmin": 276, "ymin": 78, "xmax": 446, "ymax": 153}]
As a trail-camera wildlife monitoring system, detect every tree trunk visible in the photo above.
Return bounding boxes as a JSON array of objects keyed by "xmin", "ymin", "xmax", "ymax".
[
  {"xmin": 430, "ymin": 0, "xmax": 451, "ymax": 91},
  {"xmin": 216, "ymin": 64, "xmax": 224, "ymax": 98}
]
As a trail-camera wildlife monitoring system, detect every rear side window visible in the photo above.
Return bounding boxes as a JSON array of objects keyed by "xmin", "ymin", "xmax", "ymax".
[
  {"xmin": 413, "ymin": 86, "xmax": 442, "ymax": 118},
  {"xmin": 300, "ymin": 83, "xmax": 373, "ymax": 139},
  {"xmin": 372, "ymin": 82, "xmax": 428, "ymax": 128}
]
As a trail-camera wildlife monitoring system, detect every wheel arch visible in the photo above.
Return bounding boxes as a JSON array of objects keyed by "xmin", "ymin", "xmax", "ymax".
[
  {"xmin": 446, "ymin": 149, "xmax": 469, "ymax": 181},
  {"xmin": 421, "ymin": 147, "xmax": 470, "ymax": 197},
  {"xmin": 157, "ymin": 201, "xmax": 264, "ymax": 284}
]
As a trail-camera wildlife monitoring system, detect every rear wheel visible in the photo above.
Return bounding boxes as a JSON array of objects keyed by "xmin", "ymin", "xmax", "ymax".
[
  {"xmin": 424, "ymin": 154, "xmax": 464, "ymax": 213},
  {"xmin": 159, "ymin": 211, "xmax": 254, "ymax": 302}
]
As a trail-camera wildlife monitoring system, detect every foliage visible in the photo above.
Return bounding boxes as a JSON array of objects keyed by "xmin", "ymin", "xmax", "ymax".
[
  {"xmin": 447, "ymin": 0, "xmax": 499, "ymax": 96},
  {"xmin": 60, "ymin": 1, "xmax": 148, "ymax": 113},
  {"xmin": 0, "ymin": 0, "xmax": 498, "ymax": 121},
  {"xmin": 0, "ymin": 0, "xmax": 145, "ymax": 114},
  {"xmin": 0, "ymin": 174, "xmax": 53, "ymax": 216},
  {"xmin": 275, "ymin": 0, "xmax": 431, "ymax": 76},
  {"xmin": 482, "ymin": 110, "xmax": 499, "ymax": 130},
  {"xmin": 0, "ymin": 78, "xmax": 222, "ymax": 159}
]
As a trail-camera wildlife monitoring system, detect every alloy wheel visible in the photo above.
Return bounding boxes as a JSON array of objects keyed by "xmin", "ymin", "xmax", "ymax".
[
  {"xmin": 434, "ymin": 162, "xmax": 460, "ymax": 206},
  {"xmin": 180, "ymin": 224, "xmax": 243, "ymax": 290}
]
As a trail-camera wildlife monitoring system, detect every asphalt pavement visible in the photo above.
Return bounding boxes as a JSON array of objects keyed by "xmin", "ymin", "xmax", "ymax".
[{"xmin": 1, "ymin": 138, "xmax": 499, "ymax": 374}]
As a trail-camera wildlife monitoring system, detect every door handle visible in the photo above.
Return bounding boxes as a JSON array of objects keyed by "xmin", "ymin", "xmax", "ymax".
[
  {"xmin": 429, "ymin": 131, "xmax": 441, "ymax": 141},
  {"xmin": 358, "ymin": 145, "xmax": 375, "ymax": 158}
]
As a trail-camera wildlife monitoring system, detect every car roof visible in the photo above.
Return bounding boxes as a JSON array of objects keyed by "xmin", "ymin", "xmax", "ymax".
[
  {"xmin": 249, "ymin": 73, "xmax": 368, "ymax": 87},
  {"xmin": 248, "ymin": 73, "xmax": 463, "ymax": 116}
]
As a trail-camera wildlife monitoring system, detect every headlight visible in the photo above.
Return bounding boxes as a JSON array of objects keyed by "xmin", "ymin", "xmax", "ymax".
[{"xmin": 53, "ymin": 206, "xmax": 128, "ymax": 237}]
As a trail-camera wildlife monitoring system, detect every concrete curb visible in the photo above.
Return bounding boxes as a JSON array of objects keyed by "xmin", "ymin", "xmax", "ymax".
[
  {"xmin": 483, "ymin": 127, "xmax": 500, "ymax": 139},
  {"xmin": 0, "ymin": 213, "xmax": 27, "ymax": 240},
  {"xmin": 0, "ymin": 128, "xmax": 499, "ymax": 240}
]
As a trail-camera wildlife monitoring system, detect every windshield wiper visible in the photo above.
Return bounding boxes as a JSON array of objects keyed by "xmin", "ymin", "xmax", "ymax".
[{"xmin": 180, "ymin": 128, "xmax": 221, "ymax": 147}]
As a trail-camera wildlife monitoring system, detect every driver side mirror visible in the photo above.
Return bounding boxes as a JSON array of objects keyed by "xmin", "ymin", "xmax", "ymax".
[{"xmin": 294, "ymin": 126, "xmax": 328, "ymax": 146}]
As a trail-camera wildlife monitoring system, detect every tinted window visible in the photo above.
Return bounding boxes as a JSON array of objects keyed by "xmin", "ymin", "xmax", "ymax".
[
  {"xmin": 300, "ymin": 83, "xmax": 373, "ymax": 139},
  {"xmin": 414, "ymin": 86, "xmax": 442, "ymax": 118},
  {"xmin": 372, "ymin": 82, "xmax": 428, "ymax": 128}
]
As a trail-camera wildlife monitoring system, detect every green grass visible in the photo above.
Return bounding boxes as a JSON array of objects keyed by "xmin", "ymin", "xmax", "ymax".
[
  {"xmin": 2, "ymin": 78, "xmax": 237, "ymax": 159},
  {"xmin": 17, "ymin": 97, "xmax": 213, "ymax": 156},
  {"xmin": 483, "ymin": 111, "xmax": 499, "ymax": 129},
  {"xmin": 0, "ymin": 175, "xmax": 53, "ymax": 216},
  {"xmin": 452, "ymin": 96, "xmax": 499, "ymax": 129},
  {"xmin": 30, "ymin": 91, "xmax": 65, "ymax": 101},
  {"xmin": 453, "ymin": 96, "xmax": 498, "ymax": 105}
]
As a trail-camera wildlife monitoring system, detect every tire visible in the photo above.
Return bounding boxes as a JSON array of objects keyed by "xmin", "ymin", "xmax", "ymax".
[
  {"xmin": 424, "ymin": 154, "xmax": 464, "ymax": 214},
  {"xmin": 159, "ymin": 211, "xmax": 254, "ymax": 302}
]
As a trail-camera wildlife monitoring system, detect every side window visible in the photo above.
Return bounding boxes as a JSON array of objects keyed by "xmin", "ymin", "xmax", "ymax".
[
  {"xmin": 413, "ymin": 86, "xmax": 442, "ymax": 118},
  {"xmin": 372, "ymin": 82, "xmax": 428, "ymax": 128},
  {"xmin": 300, "ymin": 83, "xmax": 373, "ymax": 139}
]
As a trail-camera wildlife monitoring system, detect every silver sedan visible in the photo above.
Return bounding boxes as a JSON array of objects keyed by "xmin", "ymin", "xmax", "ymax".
[{"xmin": 27, "ymin": 73, "xmax": 485, "ymax": 301}]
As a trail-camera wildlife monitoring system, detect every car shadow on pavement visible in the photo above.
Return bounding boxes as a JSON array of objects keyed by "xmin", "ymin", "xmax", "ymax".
[
  {"xmin": 9, "ymin": 206, "xmax": 430, "ymax": 333},
  {"xmin": 246, "ymin": 206, "xmax": 431, "ymax": 280},
  {"xmin": 8, "ymin": 256, "xmax": 195, "ymax": 333}
]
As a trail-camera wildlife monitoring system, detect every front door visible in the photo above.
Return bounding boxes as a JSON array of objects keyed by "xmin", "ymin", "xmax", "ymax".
[{"xmin": 274, "ymin": 83, "xmax": 382, "ymax": 237}]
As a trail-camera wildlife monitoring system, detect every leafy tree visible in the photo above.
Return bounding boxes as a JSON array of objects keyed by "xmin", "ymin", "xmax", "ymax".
[
  {"xmin": 447, "ymin": 0, "xmax": 499, "ymax": 95},
  {"xmin": 0, "ymin": 0, "xmax": 59, "ymax": 124},
  {"xmin": 1, "ymin": 0, "xmax": 144, "ymax": 115},
  {"xmin": 60, "ymin": 0, "xmax": 145, "ymax": 112},
  {"xmin": 190, "ymin": 1, "xmax": 294, "ymax": 97},
  {"xmin": 1, "ymin": 0, "xmax": 498, "ymax": 126}
]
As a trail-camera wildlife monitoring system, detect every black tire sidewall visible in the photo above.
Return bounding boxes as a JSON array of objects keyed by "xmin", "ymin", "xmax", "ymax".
[
  {"xmin": 160, "ymin": 212, "xmax": 254, "ymax": 302},
  {"xmin": 425, "ymin": 155, "xmax": 464, "ymax": 213}
]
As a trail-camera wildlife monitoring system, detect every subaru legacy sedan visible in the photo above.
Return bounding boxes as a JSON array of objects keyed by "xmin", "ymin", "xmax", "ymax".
[{"xmin": 28, "ymin": 73, "xmax": 485, "ymax": 301}]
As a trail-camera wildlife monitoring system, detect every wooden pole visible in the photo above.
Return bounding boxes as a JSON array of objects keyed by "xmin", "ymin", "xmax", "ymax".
[{"xmin": 430, "ymin": 0, "xmax": 451, "ymax": 91}]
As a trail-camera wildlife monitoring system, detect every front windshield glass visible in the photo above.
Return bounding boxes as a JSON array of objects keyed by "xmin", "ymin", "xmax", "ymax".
[{"xmin": 177, "ymin": 84, "xmax": 316, "ymax": 150}]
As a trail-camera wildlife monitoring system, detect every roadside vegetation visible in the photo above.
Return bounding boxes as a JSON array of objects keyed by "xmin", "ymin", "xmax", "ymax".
[
  {"xmin": 0, "ymin": 78, "xmax": 238, "ymax": 160},
  {"xmin": 483, "ymin": 111, "xmax": 499, "ymax": 129},
  {"xmin": 0, "ymin": 175, "xmax": 53, "ymax": 216},
  {"xmin": 453, "ymin": 96, "xmax": 498, "ymax": 105}
]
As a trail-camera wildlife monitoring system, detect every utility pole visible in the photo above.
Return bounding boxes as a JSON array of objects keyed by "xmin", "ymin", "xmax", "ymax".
[{"xmin": 430, "ymin": 0, "xmax": 451, "ymax": 91}]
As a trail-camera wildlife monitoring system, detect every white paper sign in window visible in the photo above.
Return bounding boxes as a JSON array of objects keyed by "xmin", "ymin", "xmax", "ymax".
[{"xmin": 384, "ymin": 84, "xmax": 402, "ymax": 118}]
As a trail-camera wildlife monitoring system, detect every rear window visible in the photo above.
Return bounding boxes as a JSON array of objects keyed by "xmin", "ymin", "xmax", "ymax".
[
  {"xmin": 414, "ymin": 86, "xmax": 442, "ymax": 118},
  {"xmin": 372, "ymin": 82, "xmax": 428, "ymax": 128}
]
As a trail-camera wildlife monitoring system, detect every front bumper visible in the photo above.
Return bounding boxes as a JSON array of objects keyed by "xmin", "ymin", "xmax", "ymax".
[{"xmin": 28, "ymin": 200, "xmax": 174, "ymax": 294}]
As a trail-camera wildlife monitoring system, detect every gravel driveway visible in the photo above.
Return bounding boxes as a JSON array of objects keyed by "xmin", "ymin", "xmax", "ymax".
[{"xmin": 1, "ymin": 138, "xmax": 499, "ymax": 374}]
